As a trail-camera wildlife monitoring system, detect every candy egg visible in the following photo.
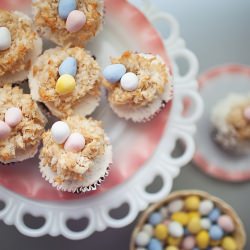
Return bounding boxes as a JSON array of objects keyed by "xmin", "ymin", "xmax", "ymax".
[
  {"xmin": 135, "ymin": 231, "xmax": 150, "ymax": 247},
  {"xmin": 211, "ymin": 247, "xmax": 223, "ymax": 250},
  {"xmin": 196, "ymin": 230, "xmax": 210, "ymax": 249},
  {"xmin": 182, "ymin": 236, "xmax": 195, "ymax": 250},
  {"xmin": 244, "ymin": 106, "xmax": 250, "ymax": 121},
  {"xmin": 218, "ymin": 215, "xmax": 235, "ymax": 233},
  {"xmin": 148, "ymin": 238, "xmax": 163, "ymax": 250},
  {"xmin": 64, "ymin": 132, "xmax": 85, "ymax": 153},
  {"xmin": 199, "ymin": 200, "xmax": 214, "ymax": 215},
  {"xmin": 59, "ymin": 57, "xmax": 77, "ymax": 77},
  {"xmin": 56, "ymin": 74, "xmax": 76, "ymax": 95},
  {"xmin": 200, "ymin": 218, "xmax": 211, "ymax": 230},
  {"xmin": 142, "ymin": 224, "xmax": 154, "ymax": 236},
  {"xmin": 210, "ymin": 240, "xmax": 221, "ymax": 246},
  {"xmin": 187, "ymin": 212, "xmax": 200, "ymax": 220},
  {"xmin": 148, "ymin": 212, "xmax": 162, "ymax": 226},
  {"xmin": 171, "ymin": 212, "xmax": 189, "ymax": 226},
  {"xmin": 66, "ymin": 10, "xmax": 86, "ymax": 33},
  {"xmin": 184, "ymin": 196, "xmax": 200, "ymax": 211},
  {"xmin": 103, "ymin": 64, "xmax": 126, "ymax": 84},
  {"xmin": 169, "ymin": 221, "xmax": 184, "ymax": 238},
  {"xmin": 209, "ymin": 225, "xmax": 224, "ymax": 240},
  {"xmin": 0, "ymin": 121, "xmax": 11, "ymax": 140},
  {"xmin": 221, "ymin": 236, "xmax": 237, "ymax": 250},
  {"xmin": 58, "ymin": 0, "xmax": 76, "ymax": 19},
  {"xmin": 165, "ymin": 247, "xmax": 179, "ymax": 250},
  {"xmin": 154, "ymin": 224, "xmax": 168, "ymax": 240},
  {"xmin": 208, "ymin": 208, "xmax": 221, "ymax": 223},
  {"xmin": 136, "ymin": 248, "xmax": 146, "ymax": 250},
  {"xmin": 168, "ymin": 199, "xmax": 184, "ymax": 213},
  {"xmin": 51, "ymin": 121, "xmax": 70, "ymax": 144},
  {"xmin": 159, "ymin": 207, "xmax": 168, "ymax": 218},
  {"xmin": 0, "ymin": 27, "xmax": 11, "ymax": 51},
  {"xmin": 187, "ymin": 217, "xmax": 201, "ymax": 234},
  {"xmin": 120, "ymin": 72, "xmax": 139, "ymax": 91},
  {"xmin": 167, "ymin": 236, "xmax": 182, "ymax": 246},
  {"xmin": 5, "ymin": 107, "xmax": 23, "ymax": 127}
]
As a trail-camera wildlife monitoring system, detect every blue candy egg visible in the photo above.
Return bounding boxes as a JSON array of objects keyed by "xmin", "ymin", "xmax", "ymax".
[
  {"xmin": 59, "ymin": 57, "xmax": 77, "ymax": 77},
  {"xmin": 148, "ymin": 212, "xmax": 162, "ymax": 226},
  {"xmin": 103, "ymin": 64, "xmax": 126, "ymax": 84},
  {"xmin": 147, "ymin": 238, "xmax": 163, "ymax": 250},
  {"xmin": 58, "ymin": 0, "xmax": 77, "ymax": 20},
  {"xmin": 209, "ymin": 225, "xmax": 224, "ymax": 240},
  {"xmin": 208, "ymin": 208, "xmax": 221, "ymax": 222}
]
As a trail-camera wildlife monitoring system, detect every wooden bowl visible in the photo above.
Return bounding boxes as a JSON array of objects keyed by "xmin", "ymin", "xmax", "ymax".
[{"xmin": 130, "ymin": 190, "xmax": 246, "ymax": 250}]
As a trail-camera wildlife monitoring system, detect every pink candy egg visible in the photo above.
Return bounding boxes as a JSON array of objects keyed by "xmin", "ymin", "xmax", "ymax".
[
  {"xmin": 5, "ymin": 107, "xmax": 23, "ymax": 127},
  {"xmin": 66, "ymin": 10, "xmax": 86, "ymax": 33},
  {"xmin": 64, "ymin": 132, "xmax": 85, "ymax": 153},
  {"xmin": 182, "ymin": 236, "xmax": 195, "ymax": 250},
  {"xmin": 244, "ymin": 106, "xmax": 250, "ymax": 121},
  {"xmin": 218, "ymin": 215, "xmax": 235, "ymax": 233},
  {"xmin": 0, "ymin": 121, "xmax": 11, "ymax": 140}
]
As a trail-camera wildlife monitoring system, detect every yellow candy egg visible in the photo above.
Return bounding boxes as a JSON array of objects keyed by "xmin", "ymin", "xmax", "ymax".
[
  {"xmin": 184, "ymin": 195, "xmax": 200, "ymax": 211},
  {"xmin": 187, "ymin": 217, "xmax": 201, "ymax": 234},
  {"xmin": 165, "ymin": 247, "xmax": 179, "ymax": 250},
  {"xmin": 210, "ymin": 239, "xmax": 221, "ymax": 246},
  {"xmin": 171, "ymin": 212, "xmax": 189, "ymax": 226},
  {"xmin": 154, "ymin": 224, "xmax": 168, "ymax": 240},
  {"xmin": 222, "ymin": 236, "xmax": 237, "ymax": 250},
  {"xmin": 196, "ymin": 230, "xmax": 210, "ymax": 249},
  {"xmin": 188, "ymin": 211, "xmax": 200, "ymax": 221},
  {"xmin": 167, "ymin": 236, "xmax": 182, "ymax": 246},
  {"xmin": 56, "ymin": 74, "xmax": 76, "ymax": 95}
]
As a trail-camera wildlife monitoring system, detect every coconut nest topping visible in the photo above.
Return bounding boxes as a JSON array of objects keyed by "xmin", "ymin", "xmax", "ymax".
[
  {"xmin": 0, "ymin": 10, "xmax": 38, "ymax": 76},
  {"xmin": 227, "ymin": 101, "xmax": 250, "ymax": 141},
  {"xmin": 0, "ymin": 85, "xmax": 47, "ymax": 162},
  {"xmin": 40, "ymin": 116, "xmax": 108, "ymax": 183},
  {"xmin": 30, "ymin": 47, "xmax": 102, "ymax": 118},
  {"xmin": 32, "ymin": 0, "xmax": 103, "ymax": 47},
  {"xmin": 105, "ymin": 51, "xmax": 170, "ymax": 107}
]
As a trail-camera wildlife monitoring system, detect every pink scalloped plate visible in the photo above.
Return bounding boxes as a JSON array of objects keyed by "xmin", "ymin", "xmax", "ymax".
[
  {"xmin": 0, "ymin": 0, "xmax": 173, "ymax": 200},
  {"xmin": 194, "ymin": 64, "xmax": 250, "ymax": 182}
]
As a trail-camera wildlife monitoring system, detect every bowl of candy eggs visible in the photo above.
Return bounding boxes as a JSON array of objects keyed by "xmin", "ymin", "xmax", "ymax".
[{"xmin": 130, "ymin": 190, "xmax": 246, "ymax": 250}]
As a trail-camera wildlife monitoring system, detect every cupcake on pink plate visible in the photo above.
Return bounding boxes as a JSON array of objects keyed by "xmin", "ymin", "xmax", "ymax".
[
  {"xmin": 102, "ymin": 51, "xmax": 173, "ymax": 122},
  {"xmin": 0, "ymin": 85, "xmax": 47, "ymax": 164},
  {"xmin": 211, "ymin": 93, "xmax": 250, "ymax": 154},
  {"xmin": 32, "ymin": 0, "xmax": 104, "ymax": 47},
  {"xmin": 39, "ymin": 115, "xmax": 112, "ymax": 193},
  {"xmin": 0, "ymin": 9, "xmax": 42, "ymax": 84}
]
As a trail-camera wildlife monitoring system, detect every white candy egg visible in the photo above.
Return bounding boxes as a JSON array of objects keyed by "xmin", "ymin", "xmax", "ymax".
[
  {"xmin": 142, "ymin": 224, "xmax": 154, "ymax": 236},
  {"xmin": 169, "ymin": 221, "xmax": 184, "ymax": 238},
  {"xmin": 168, "ymin": 199, "xmax": 184, "ymax": 213},
  {"xmin": 201, "ymin": 218, "xmax": 211, "ymax": 230},
  {"xmin": 120, "ymin": 72, "xmax": 139, "ymax": 91},
  {"xmin": 135, "ymin": 231, "xmax": 150, "ymax": 247},
  {"xmin": 0, "ymin": 27, "xmax": 11, "ymax": 51},
  {"xmin": 199, "ymin": 200, "xmax": 214, "ymax": 215},
  {"xmin": 51, "ymin": 121, "xmax": 70, "ymax": 144}
]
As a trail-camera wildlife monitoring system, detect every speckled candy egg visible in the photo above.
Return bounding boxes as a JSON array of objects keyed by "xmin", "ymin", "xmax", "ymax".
[
  {"xmin": 181, "ymin": 235, "xmax": 195, "ymax": 250},
  {"xmin": 165, "ymin": 247, "xmax": 179, "ymax": 250},
  {"xmin": 5, "ymin": 107, "xmax": 23, "ymax": 127},
  {"xmin": 58, "ymin": 0, "xmax": 76, "ymax": 19},
  {"xmin": 154, "ymin": 224, "xmax": 168, "ymax": 240},
  {"xmin": 51, "ymin": 121, "xmax": 70, "ymax": 144},
  {"xmin": 171, "ymin": 212, "xmax": 189, "ymax": 226},
  {"xmin": 200, "ymin": 218, "xmax": 211, "ymax": 230},
  {"xmin": 148, "ymin": 238, "xmax": 163, "ymax": 250},
  {"xmin": 168, "ymin": 199, "xmax": 184, "ymax": 213},
  {"xmin": 218, "ymin": 215, "xmax": 235, "ymax": 233},
  {"xmin": 142, "ymin": 224, "xmax": 154, "ymax": 236},
  {"xmin": 59, "ymin": 57, "xmax": 77, "ymax": 77},
  {"xmin": 184, "ymin": 196, "xmax": 200, "ymax": 211},
  {"xmin": 196, "ymin": 230, "xmax": 210, "ymax": 249},
  {"xmin": 209, "ymin": 225, "xmax": 224, "ymax": 241},
  {"xmin": 120, "ymin": 72, "xmax": 139, "ymax": 91},
  {"xmin": 187, "ymin": 217, "xmax": 201, "ymax": 234},
  {"xmin": 66, "ymin": 10, "xmax": 86, "ymax": 33},
  {"xmin": 221, "ymin": 236, "xmax": 237, "ymax": 250},
  {"xmin": 148, "ymin": 212, "xmax": 162, "ymax": 226},
  {"xmin": 0, "ymin": 121, "xmax": 11, "ymax": 140},
  {"xmin": 103, "ymin": 64, "xmax": 126, "ymax": 84},
  {"xmin": 64, "ymin": 132, "xmax": 85, "ymax": 153},
  {"xmin": 135, "ymin": 231, "xmax": 150, "ymax": 247},
  {"xmin": 199, "ymin": 200, "xmax": 214, "ymax": 215},
  {"xmin": 208, "ymin": 208, "xmax": 221, "ymax": 223},
  {"xmin": 0, "ymin": 27, "xmax": 11, "ymax": 51},
  {"xmin": 211, "ymin": 247, "xmax": 223, "ymax": 250},
  {"xmin": 168, "ymin": 221, "xmax": 184, "ymax": 238}
]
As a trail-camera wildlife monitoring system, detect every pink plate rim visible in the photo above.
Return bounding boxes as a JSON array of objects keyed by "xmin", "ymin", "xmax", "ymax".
[{"xmin": 194, "ymin": 64, "xmax": 250, "ymax": 182}]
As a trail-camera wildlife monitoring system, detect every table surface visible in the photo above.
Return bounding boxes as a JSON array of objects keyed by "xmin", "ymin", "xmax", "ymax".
[{"xmin": 1, "ymin": 0, "xmax": 250, "ymax": 249}]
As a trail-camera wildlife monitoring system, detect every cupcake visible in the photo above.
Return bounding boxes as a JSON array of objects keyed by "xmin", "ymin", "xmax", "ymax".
[
  {"xmin": 29, "ymin": 47, "xmax": 102, "ymax": 119},
  {"xmin": 130, "ymin": 190, "xmax": 246, "ymax": 250},
  {"xmin": 0, "ymin": 9, "xmax": 42, "ymax": 84},
  {"xmin": 39, "ymin": 115, "xmax": 112, "ymax": 193},
  {"xmin": 0, "ymin": 85, "xmax": 47, "ymax": 164},
  {"xmin": 102, "ymin": 51, "xmax": 173, "ymax": 122},
  {"xmin": 211, "ymin": 93, "xmax": 250, "ymax": 154},
  {"xmin": 32, "ymin": 0, "xmax": 104, "ymax": 47}
]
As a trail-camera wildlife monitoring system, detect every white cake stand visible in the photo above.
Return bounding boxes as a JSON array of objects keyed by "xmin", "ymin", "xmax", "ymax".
[{"xmin": 0, "ymin": 0, "xmax": 203, "ymax": 240}]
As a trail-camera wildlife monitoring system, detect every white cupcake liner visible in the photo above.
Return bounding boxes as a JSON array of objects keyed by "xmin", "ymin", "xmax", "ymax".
[
  {"xmin": 110, "ymin": 79, "xmax": 173, "ymax": 123},
  {"xmin": 39, "ymin": 143, "xmax": 112, "ymax": 193},
  {"xmin": 0, "ymin": 12, "xmax": 43, "ymax": 85}
]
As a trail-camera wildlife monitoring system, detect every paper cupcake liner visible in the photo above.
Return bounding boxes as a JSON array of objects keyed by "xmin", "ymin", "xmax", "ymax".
[
  {"xmin": 39, "ymin": 143, "xmax": 112, "ymax": 193},
  {"xmin": 130, "ymin": 190, "xmax": 246, "ymax": 250},
  {"xmin": 110, "ymin": 79, "xmax": 173, "ymax": 123}
]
